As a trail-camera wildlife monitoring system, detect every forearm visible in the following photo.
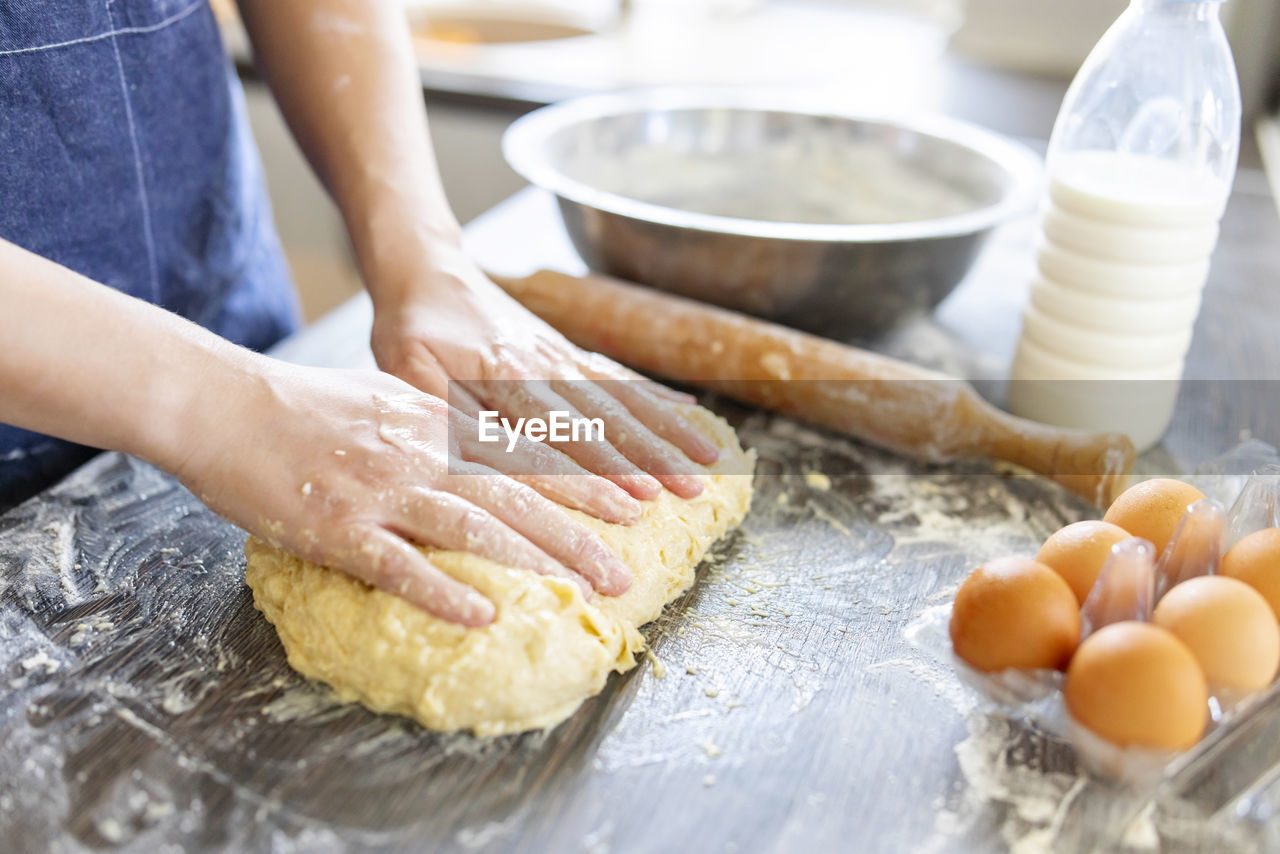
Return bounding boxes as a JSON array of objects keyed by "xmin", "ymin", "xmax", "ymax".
[
  {"xmin": 0, "ymin": 239, "xmax": 257, "ymax": 472},
  {"xmin": 235, "ymin": 0, "xmax": 460, "ymax": 311},
  {"xmin": 0, "ymin": 240, "xmax": 634, "ymax": 623}
]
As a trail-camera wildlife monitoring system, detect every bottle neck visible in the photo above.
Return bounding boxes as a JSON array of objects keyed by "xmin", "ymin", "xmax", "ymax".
[{"xmin": 1130, "ymin": 0, "xmax": 1223, "ymax": 22}]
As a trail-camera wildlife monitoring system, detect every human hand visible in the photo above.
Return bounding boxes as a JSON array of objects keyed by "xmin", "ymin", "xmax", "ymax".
[
  {"xmin": 172, "ymin": 359, "xmax": 640, "ymax": 626},
  {"xmin": 368, "ymin": 247, "xmax": 719, "ymax": 501}
]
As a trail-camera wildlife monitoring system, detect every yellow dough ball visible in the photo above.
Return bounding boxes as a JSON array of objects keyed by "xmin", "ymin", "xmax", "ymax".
[
  {"xmin": 950, "ymin": 557, "xmax": 1081, "ymax": 673},
  {"xmin": 1152, "ymin": 575, "xmax": 1280, "ymax": 693},
  {"xmin": 1065, "ymin": 622, "xmax": 1207, "ymax": 751},
  {"xmin": 1036, "ymin": 520, "xmax": 1133, "ymax": 605},
  {"xmin": 1103, "ymin": 478, "xmax": 1206, "ymax": 557},
  {"xmin": 1221, "ymin": 528, "xmax": 1280, "ymax": 622}
]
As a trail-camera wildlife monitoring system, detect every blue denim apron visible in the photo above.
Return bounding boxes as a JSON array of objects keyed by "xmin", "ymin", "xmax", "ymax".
[{"xmin": 0, "ymin": 0, "xmax": 300, "ymax": 509}]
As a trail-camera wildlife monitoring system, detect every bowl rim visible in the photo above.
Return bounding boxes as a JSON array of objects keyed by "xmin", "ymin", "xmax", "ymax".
[{"xmin": 502, "ymin": 87, "xmax": 1045, "ymax": 243}]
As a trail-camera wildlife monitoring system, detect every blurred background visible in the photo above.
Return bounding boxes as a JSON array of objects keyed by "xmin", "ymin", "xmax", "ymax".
[{"xmin": 212, "ymin": 0, "xmax": 1280, "ymax": 321}]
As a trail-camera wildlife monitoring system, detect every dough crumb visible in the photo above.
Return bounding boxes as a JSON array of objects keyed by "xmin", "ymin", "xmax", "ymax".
[
  {"xmin": 95, "ymin": 818, "xmax": 125, "ymax": 843},
  {"xmin": 759, "ymin": 352, "xmax": 792, "ymax": 380},
  {"xmin": 646, "ymin": 650, "xmax": 667, "ymax": 680},
  {"xmin": 20, "ymin": 651, "xmax": 59, "ymax": 674},
  {"xmin": 703, "ymin": 775, "xmax": 716, "ymax": 787},
  {"xmin": 702, "ymin": 738, "xmax": 722, "ymax": 758},
  {"xmin": 803, "ymin": 471, "xmax": 832, "ymax": 491}
]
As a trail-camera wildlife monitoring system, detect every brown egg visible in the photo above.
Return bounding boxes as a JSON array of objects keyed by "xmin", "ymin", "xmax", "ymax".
[
  {"xmin": 1222, "ymin": 528, "xmax": 1280, "ymax": 622},
  {"xmin": 1153, "ymin": 575, "xmax": 1280, "ymax": 693},
  {"xmin": 1065, "ymin": 622, "xmax": 1207, "ymax": 751},
  {"xmin": 950, "ymin": 556, "xmax": 1081, "ymax": 672},
  {"xmin": 1036, "ymin": 520, "xmax": 1133, "ymax": 605},
  {"xmin": 1103, "ymin": 479, "xmax": 1206, "ymax": 557}
]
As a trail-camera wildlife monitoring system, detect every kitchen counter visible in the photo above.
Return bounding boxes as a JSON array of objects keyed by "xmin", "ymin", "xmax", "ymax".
[{"xmin": 2, "ymin": 180, "xmax": 1279, "ymax": 853}]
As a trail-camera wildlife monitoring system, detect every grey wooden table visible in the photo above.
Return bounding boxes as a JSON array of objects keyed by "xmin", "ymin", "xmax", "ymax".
[{"xmin": 2, "ymin": 179, "xmax": 1278, "ymax": 854}]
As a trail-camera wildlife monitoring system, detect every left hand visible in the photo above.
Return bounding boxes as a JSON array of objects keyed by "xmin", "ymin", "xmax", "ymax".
[{"xmin": 368, "ymin": 247, "xmax": 720, "ymax": 501}]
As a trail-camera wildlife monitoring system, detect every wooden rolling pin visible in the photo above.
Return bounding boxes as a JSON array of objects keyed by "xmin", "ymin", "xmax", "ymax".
[{"xmin": 490, "ymin": 269, "xmax": 1134, "ymax": 507}]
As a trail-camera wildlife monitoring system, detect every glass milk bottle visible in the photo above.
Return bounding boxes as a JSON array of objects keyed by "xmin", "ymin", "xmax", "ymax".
[{"xmin": 1007, "ymin": 0, "xmax": 1241, "ymax": 452}]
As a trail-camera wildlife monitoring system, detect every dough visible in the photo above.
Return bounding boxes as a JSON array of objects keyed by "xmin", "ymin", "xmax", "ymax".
[{"xmin": 245, "ymin": 406, "xmax": 754, "ymax": 736}]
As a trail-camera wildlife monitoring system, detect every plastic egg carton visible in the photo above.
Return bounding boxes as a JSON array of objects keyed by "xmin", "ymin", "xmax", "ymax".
[{"xmin": 921, "ymin": 449, "xmax": 1280, "ymax": 838}]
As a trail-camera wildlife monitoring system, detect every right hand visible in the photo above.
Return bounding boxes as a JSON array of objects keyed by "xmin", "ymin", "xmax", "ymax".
[
  {"xmin": 171, "ymin": 359, "xmax": 644, "ymax": 626},
  {"xmin": 366, "ymin": 247, "xmax": 720, "ymax": 499}
]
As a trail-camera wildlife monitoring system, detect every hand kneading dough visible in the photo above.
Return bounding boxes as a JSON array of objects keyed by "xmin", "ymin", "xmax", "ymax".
[{"xmin": 245, "ymin": 407, "xmax": 754, "ymax": 736}]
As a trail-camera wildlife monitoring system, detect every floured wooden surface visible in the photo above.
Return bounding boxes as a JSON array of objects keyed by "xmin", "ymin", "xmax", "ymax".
[{"xmin": 1, "ymin": 409, "xmax": 1273, "ymax": 853}]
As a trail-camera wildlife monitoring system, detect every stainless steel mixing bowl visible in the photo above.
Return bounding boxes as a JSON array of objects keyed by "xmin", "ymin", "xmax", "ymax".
[{"xmin": 502, "ymin": 89, "xmax": 1043, "ymax": 337}]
